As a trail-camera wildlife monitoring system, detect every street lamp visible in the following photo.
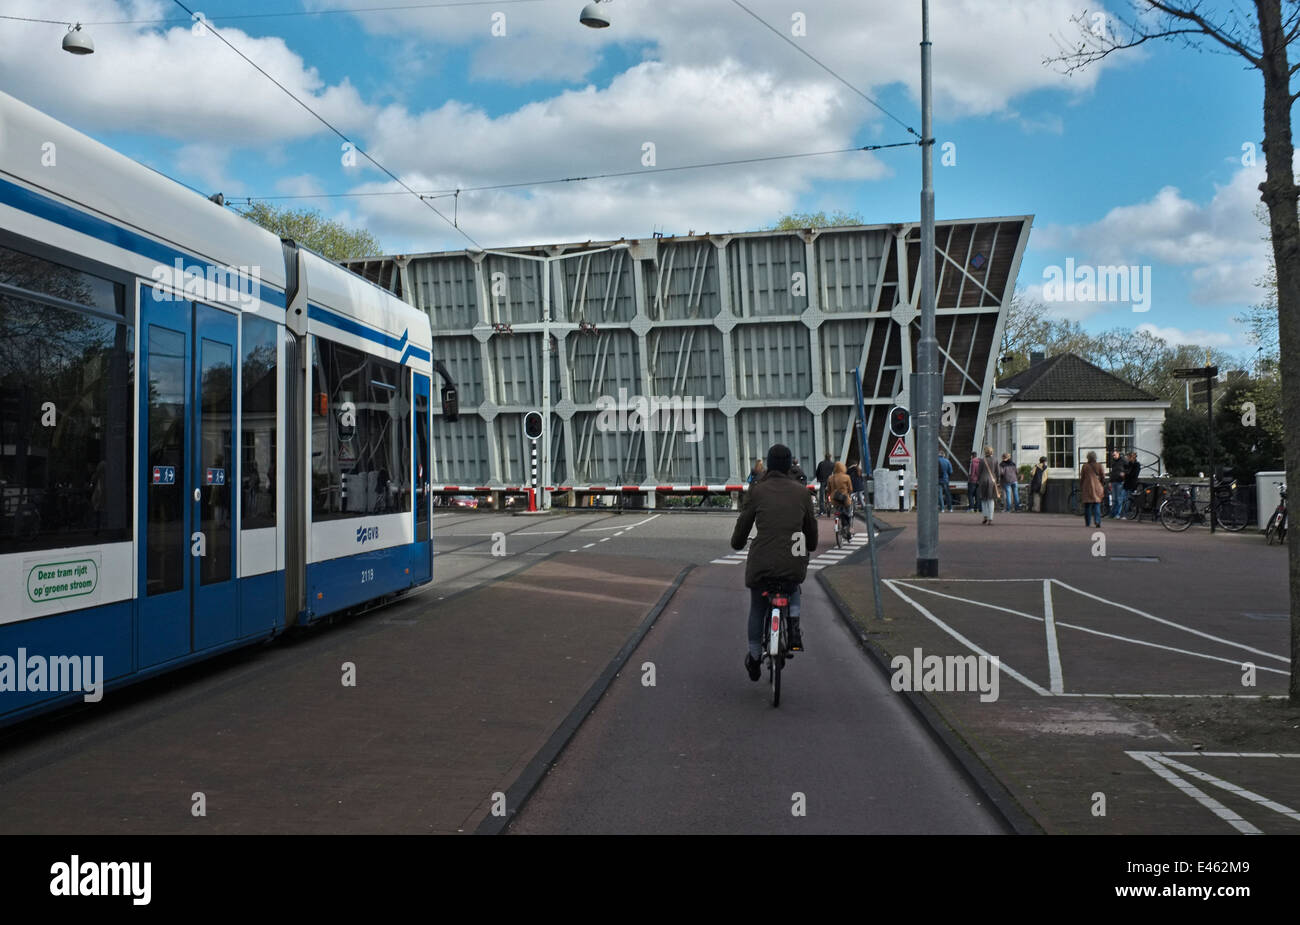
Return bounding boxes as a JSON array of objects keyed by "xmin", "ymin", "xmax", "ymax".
[
  {"xmin": 469, "ymin": 242, "xmax": 630, "ymax": 509},
  {"xmin": 62, "ymin": 23, "xmax": 94, "ymax": 55},
  {"xmin": 579, "ymin": 2, "xmax": 612, "ymax": 28},
  {"xmin": 914, "ymin": 0, "xmax": 940, "ymax": 577}
]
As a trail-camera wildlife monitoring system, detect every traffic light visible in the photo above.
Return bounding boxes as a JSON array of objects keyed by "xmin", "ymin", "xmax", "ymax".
[{"xmin": 889, "ymin": 406, "xmax": 910, "ymax": 437}]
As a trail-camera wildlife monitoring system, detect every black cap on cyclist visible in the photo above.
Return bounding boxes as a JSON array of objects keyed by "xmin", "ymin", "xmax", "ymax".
[{"xmin": 766, "ymin": 443, "xmax": 792, "ymax": 473}]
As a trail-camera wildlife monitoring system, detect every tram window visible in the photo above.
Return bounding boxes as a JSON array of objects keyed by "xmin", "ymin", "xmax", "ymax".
[
  {"xmin": 311, "ymin": 336, "xmax": 412, "ymax": 522},
  {"xmin": 0, "ymin": 243, "xmax": 124, "ymax": 316},
  {"xmin": 0, "ymin": 293, "xmax": 133, "ymax": 555},
  {"xmin": 241, "ymin": 315, "xmax": 277, "ymax": 530}
]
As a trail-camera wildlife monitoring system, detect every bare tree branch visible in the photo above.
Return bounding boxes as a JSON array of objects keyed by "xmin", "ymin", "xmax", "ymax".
[{"xmin": 1145, "ymin": 0, "xmax": 1265, "ymax": 66}]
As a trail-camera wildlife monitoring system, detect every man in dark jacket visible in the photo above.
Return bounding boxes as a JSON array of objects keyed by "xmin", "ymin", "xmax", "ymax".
[
  {"xmin": 1122, "ymin": 451, "xmax": 1141, "ymax": 515},
  {"xmin": 814, "ymin": 453, "xmax": 835, "ymax": 516},
  {"xmin": 731, "ymin": 444, "xmax": 818, "ymax": 681},
  {"xmin": 1107, "ymin": 450, "xmax": 1126, "ymax": 519},
  {"xmin": 967, "ymin": 452, "xmax": 981, "ymax": 511}
]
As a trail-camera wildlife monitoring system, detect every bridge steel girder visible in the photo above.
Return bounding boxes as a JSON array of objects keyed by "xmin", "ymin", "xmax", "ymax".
[{"xmin": 346, "ymin": 216, "xmax": 1033, "ymax": 487}]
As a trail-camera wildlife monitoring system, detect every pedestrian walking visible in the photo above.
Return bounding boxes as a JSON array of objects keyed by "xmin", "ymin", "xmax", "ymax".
[
  {"xmin": 814, "ymin": 452, "xmax": 835, "ymax": 516},
  {"xmin": 967, "ymin": 452, "xmax": 981, "ymax": 512},
  {"xmin": 1080, "ymin": 451, "xmax": 1107, "ymax": 527},
  {"xmin": 1123, "ymin": 451, "xmax": 1141, "ymax": 516},
  {"xmin": 937, "ymin": 449, "xmax": 953, "ymax": 512},
  {"xmin": 1107, "ymin": 449, "xmax": 1126, "ymax": 519},
  {"xmin": 978, "ymin": 445, "xmax": 1001, "ymax": 524},
  {"xmin": 747, "ymin": 458, "xmax": 764, "ymax": 485},
  {"xmin": 1028, "ymin": 456, "xmax": 1050, "ymax": 512},
  {"xmin": 999, "ymin": 453, "xmax": 1020, "ymax": 512}
]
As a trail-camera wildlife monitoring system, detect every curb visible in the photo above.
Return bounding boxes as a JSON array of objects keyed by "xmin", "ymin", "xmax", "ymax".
[
  {"xmin": 477, "ymin": 563, "xmax": 695, "ymax": 834},
  {"xmin": 816, "ymin": 562, "xmax": 1042, "ymax": 836}
]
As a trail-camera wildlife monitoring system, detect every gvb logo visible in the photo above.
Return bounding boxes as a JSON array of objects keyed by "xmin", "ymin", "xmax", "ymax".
[
  {"xmin": 356, "ymin": 525, "xmax": 380, "ymax": 544},
  {"xmin": 50, "ymin": 856, "xmax": 151, "ymax": 905}
]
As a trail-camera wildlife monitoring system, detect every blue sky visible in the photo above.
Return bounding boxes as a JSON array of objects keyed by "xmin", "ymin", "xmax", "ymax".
[{"xmin": 0, "ymin": 0, "xmax": 1284, "ymax": 358}]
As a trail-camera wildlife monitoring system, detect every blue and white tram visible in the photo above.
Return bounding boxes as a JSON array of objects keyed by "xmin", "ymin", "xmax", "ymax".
[{"xmin": 0, "ymin": 91, "xmax": 453, "ymax": 726}]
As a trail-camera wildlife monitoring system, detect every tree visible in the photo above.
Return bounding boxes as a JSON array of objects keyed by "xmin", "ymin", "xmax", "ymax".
[
  {"xmin": 769, "ymin": 209, "xmax": 865, "ymax": 230},
  {"xmin": 1048, "ymin": 0, "xmax": 1300, "ymax": 701},
  {"xmin": 236, "ymin": 202, "xmax": 382, "ymax": 262},
  {"xmin": 1236, "ymin": 206, "xmax": 1280, "ymax": 361}
]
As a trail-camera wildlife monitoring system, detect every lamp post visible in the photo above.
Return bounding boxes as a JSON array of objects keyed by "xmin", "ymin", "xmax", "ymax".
[
  {"xmin": 914, "ymin": 0, "xmax": 940, "ymax": 576},
  {"xmin": 469, "ymin": 242, "xmax": 629, "ymax": 508}
]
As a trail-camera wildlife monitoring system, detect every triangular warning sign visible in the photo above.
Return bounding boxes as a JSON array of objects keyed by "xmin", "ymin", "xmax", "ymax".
[{"xmin": 888, "ymin": 437, "xmax": 911, "ymax": 461}]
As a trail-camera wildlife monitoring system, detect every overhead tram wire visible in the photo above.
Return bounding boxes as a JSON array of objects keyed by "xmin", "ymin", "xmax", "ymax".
[
  {"xmin": 0, "ymin": 0, "xmax": 552, "ymax": 27},
  {"xmin": 167, "ymin": 0, "xmax": 479, "ymax": 247},
  {"xmin": 227, "ymin": 140, "xmax": 917, "ymax": 204},
  {"xmin": 727, "ymin": 0, "xmax": 922, "ymax": 141}
]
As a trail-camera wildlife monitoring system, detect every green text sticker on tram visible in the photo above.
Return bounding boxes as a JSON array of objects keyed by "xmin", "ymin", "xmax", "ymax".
[{"xmin": 27, "ymin": 560, "xmax": 98, "ymax": 603}]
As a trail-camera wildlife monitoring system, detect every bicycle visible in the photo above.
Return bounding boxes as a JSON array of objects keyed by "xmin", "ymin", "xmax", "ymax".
[
  {"xmin": 1159, "ymin": 477, "xmax": 1248, "ymax": 532},
  {"xmin": 1265, "ymin": 486, "xmax": 1287, "ymax": 545},
  {"xmin": 759, "ymin": 580, "xmax": 797, "ymax": 707},
  {"xmin": 832, "ymin": 503, "xmax": 853, "ymax": 548}
]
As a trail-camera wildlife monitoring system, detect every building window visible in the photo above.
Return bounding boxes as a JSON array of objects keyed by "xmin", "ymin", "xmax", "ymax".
[
  {"xmin": 1106, "ymin": 418, "xmax": 1135, "ymax": 457},
  {"xmin": 311, "ymin": 336, "xmax": 411, "ymax": 522},
  {"xmin": 1045, "ymin": 419, "xmax": 1074, "ymax": 469}
]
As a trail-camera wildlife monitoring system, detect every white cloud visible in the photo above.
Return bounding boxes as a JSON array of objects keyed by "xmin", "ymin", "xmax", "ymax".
[
  {"xmin": 1135, "ymin": 322, "xmax": 1243, "ymax": 350},
  {"xmin": 1032, "ymin": 165, "xmax": 1274, "ymax": 308}
]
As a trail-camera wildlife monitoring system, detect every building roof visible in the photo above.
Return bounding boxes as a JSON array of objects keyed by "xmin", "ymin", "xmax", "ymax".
[{"xmin": 996, "ymin": 353, "xmax": 1162, "ymax": 403}]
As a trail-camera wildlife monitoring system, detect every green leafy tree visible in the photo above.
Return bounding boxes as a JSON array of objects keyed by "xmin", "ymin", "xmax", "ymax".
[
  {"xmin": 236, "ymin": 202, "xmax": 382, "ymax": 262},
  {"xmin": 769, "ymin": 210, "xmax": 864, "ymax": 231}
]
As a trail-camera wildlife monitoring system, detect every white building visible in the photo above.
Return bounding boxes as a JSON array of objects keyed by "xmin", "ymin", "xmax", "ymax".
[{"xmin": 984, "ymin": 353, "xmax": 1171, "ymax": 481}]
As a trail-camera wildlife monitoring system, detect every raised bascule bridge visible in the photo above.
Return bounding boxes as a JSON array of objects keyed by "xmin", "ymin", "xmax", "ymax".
[{"xmin": 347, "ymin": 216, "xmax": 1031, "ymax": 503}]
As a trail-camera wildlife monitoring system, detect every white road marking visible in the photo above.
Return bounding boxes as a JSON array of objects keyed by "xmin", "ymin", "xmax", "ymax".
[
  {"xmin": 1043, "ymin": 580, "xmax": 1064, "ymax": 694},
  {"xmin": 582, "ymin": 543, "xmax": 596, "ymax": 548},
  {"xmin": 883, "ymin": 579, "xmax": 1052, "ymax": 697},
  {"xmin": 1150, "ymin": 754, "xmax": 1300, "ymax": 823},
  {"xmin": 891, "ymin": 579, "xmax": 1290, "ymax": 680},
  {"xmin": 1052, "ymin": 579, "xmax": 1288, "ymax": 664},
  {"xmin": 600, "ymin": 537, "xmax": 611, "ymax": 542},
  {"xmin": 1126, "ymin": 751, "xmax": 1260, "ymax": 834}
]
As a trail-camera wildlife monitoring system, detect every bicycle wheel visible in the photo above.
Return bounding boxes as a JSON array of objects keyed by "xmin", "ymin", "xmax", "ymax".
[
  {"xmin": 834, "ymin": 519, "xmax": 842, "ymax": 548},
  {"xmin": 1160, "ymin": 497, "xmax": 1193, "ymax": 532},
  {"xmin": 771, "ymin": 653, "xmax": 782, "ymax": 707},
  {"xmin": 1124, "ymin": 496, "xmax": 1139, "ymax": 521},
  {"xmin": 1265, "ymin": 511, "xmax": 1280, "ymax": 544},
  {"xmin": 1216, "ymin": 499, "xmax": 1248, "ymax": 532}
]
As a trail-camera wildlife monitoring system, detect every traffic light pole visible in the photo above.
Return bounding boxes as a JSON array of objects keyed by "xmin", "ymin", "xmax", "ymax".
[
  {"xmin": 914, "ymin": 0, "xmax": 941, "ymax": 577},
  {"xmin": 854, "ymin": 368, "xmax": 884, "ymax": 621}
]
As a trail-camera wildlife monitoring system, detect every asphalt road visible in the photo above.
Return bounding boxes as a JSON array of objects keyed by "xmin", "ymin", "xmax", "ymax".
[{"xmin": 509, "ymin": 518, "xmax": 1006, "ymax": 835}]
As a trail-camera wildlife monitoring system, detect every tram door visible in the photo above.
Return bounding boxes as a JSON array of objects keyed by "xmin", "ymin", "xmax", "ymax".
[
  {"xmin": 412, "ymin": 373, "xmax": 432, "ymax": 584},
  {"xmin": 138, "ymin": 296, "xmax": 240, "ymax": 668}
]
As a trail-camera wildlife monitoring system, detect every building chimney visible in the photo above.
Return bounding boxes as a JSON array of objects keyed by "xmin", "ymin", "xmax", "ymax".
[{"xmin": 1029, "ymin": 351, "xmax": 1045, "ymax": 366}]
